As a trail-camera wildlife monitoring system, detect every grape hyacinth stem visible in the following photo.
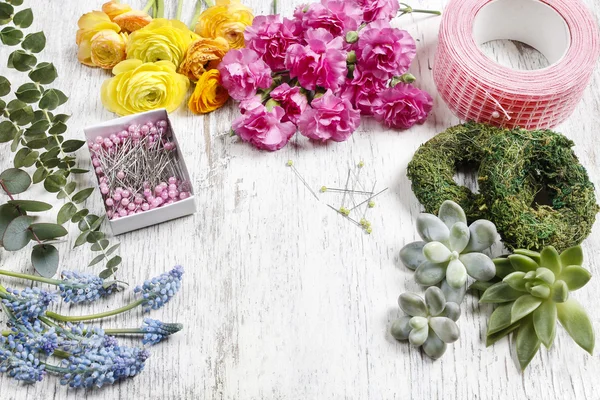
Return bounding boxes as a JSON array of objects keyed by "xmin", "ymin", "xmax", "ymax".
[
  {"xmin": 0, "ymin": 270, "xmax": 62, "ymax": 286},
  {"xmin": 46, "ymin": 299, "xmax": 146, "ymax": 322}
]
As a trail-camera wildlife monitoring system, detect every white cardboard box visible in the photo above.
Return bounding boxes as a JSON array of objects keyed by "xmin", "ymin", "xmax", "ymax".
[{"xmin": 83, "ymin": 109, "xmax": 197, "ymax": 235}]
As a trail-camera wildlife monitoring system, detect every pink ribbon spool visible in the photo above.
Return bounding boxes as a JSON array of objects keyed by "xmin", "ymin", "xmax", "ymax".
[{"xmin": 433, "ymin": 0, "xmax": 599, "ymax": 130}]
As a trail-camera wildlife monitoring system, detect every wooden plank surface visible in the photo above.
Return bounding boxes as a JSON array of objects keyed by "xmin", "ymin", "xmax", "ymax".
[{"xmin": 1, "ymin": 0, "xmax": 599, "ymax": 399}]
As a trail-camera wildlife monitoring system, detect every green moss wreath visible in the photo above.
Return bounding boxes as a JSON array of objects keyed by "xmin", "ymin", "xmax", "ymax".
[{"xmin": 407, "ymin": 123, "xmax": 598, "ymax": 251}]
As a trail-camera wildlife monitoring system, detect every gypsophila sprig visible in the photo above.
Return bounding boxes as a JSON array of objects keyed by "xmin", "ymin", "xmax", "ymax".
[
  {"xmin": 134, "ymin": 265, "xmax": 184, "ymax": 312},
  {"xmin": 0, "ymin": 287, "xmax": 56, "ymax": 322},
  {"xmin": 141, "ymin": 318, "xmax": 183, "ymax": 346}
]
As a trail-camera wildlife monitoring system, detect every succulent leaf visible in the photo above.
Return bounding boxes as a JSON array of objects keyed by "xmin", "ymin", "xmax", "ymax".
[
  {"xmin": 533, "ymin": 300, "xmax": 556, "ymax": 348},
  {"xmin": 408, "ymin": 325, "xmax": 428, "ymax": 346},
  {"xmin": 503, "ymin": 271, "xmax": 528, "ymax": 292},
  {"xmin": 557, "ymin": 298, "xmax": 594, "ymax": 355},
  {"xmin": 486, "ymin": 322, "xmax": 520, "ymax": 347},
  {"xmin": 493, "ymin": 257, "xmax": 514, "ymax": 279},
  {"xmin": 511, "ymin": 295, "xmax": 543, "ymax": 323},
  {"xmin": 516, "ymin": 316, "xmax": 541, "ymax": 370},
  {"xmin": 540, "ymin": 246, "xmax": 561, "ymax": 276},
  {"xmin": 446, "ymin": 259, "xmax": 467, "ymax": 288},
  {"xmin": 508, "ymin": 254, "xmax": 539, "ymax": 272},
  {"xmin": 423, "ymin": 241, "xmax": 451, "ymax": 264},
  {"xmin": 449, "ymin": 222, "xmax": 469, "ymax": 253},
  {"xmin": 390, "ymin": 316, "xmax": 412, "ymax": 340},
  {"xmin": 530, "ymin": 285, "xmax": 550, "ymax": 299},
  {"xmin": 535, "ymin": 268, "xmax": 555, "ymax": 285},
  {"xmin": 429, "ymin": 317, "xmax": 460, "ymax": 343},
  {"xmin": 469, "ymin": 280, "xmax": 495, "ymax": 292},
  {"xmin": 487, "ymin": 302, "xmax": 514, "ymax": 335},
  {"xmin": 463, "ymin": 219, "xmax": 498, "ymax": 252},
  {"xmin": 559, "ymin": 246, "xmax": 583, "ymax": 267},
  {"xmin": 399, "ymin": 292, "xmax": 428, "ymax": 317},
  {"xmin": 440, "ymin": 302, "xmax": 461, "ymax": 321},
  {"xmin": 560, "ymin": 265, "xmax": 591, "ymax": 291},
  {"xmin": 422, "ymin": 328, "xmax": 447, "ymax": 359},
  {"xmin": 552, "ymin": 280, "xmax": 569, "ymax": 303},
  {"xmin": 438, "ymin": 200, "xmax": 467, "ymax": 229},
  {"xmin": 416, "ymin": 214, "xmax": 449, "ymax": 243},
  {"xmin": 399, "ymin": 241, "xmax": 427, "ymax": 270},
  {"xmin": 441, "ymin": 279, "xmax": 467, "ymax": 304},
  {"xmin": 409, "ymin": 316, "xmax": 428, "ymax": 330},
  {"xmin": 424, "ymin": 286, "xmax": 446, "ymax": 316},
  {"xmin": 459, "ymin": 253, "xmax": 495, "ymax": 281},
  {"xmin": 514, "ymin": 249, "xmax": 541, "ymax": 264},
  {"xmin": 415, "ymin": 261, "xmax": 446, "ymax": 286},
  {"xmin": 480, "ymin": 282, "xmax": 523, "ymax": 303}
]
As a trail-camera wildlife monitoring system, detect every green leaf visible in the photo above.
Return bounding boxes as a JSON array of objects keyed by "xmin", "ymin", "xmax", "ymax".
[
  {"xmin": 89, "ymin": 253, "xmax": 106, "ymax": 267},
  {"xmin": 8, "ymin": 200, "xmax": 52, "ymax": 212},
  {"xmin": 56, "ymin": 202, "xmax": 76, "ymax": 225},
  {"xmin": 0, "ymin": 75, "xmax": 10, "ymax": 96},
  {"xmin": 12, "ymin": 8, "xmax": 32, "ymax": 28},
  {"xmin": 32, "ymin": 167, "xmax": 47, "ymax": 184},
  {"xmin": 486, "ymin": 322, "xmax": 520, "ymax": 347},
  {"xmin": 30, "ymin": 223, "xmax": 68, "ymax": 240},
  {"xmin": 480, "ymin": 282, "xmax": 525, "ymax": 304},
  {"xmin": 516, "ymin": 316, "xmax": 541, "ymax": 370},
  {"xmin": 9, "ymin": 104, "xmax": 33, "ymax": 126},
  {"xmin": 533, "ymin": 300, "xmax": 557, "ymax": 348},
  {"xmin": 25, "ymin": 120, "xmax": 50, "ymax": 137},
  {"xmin": 503, "ymin": 271, "xmax": 527, "ymax": 292},
  {"xmin": 511, "ymin": 295, "xmax": 543, "ymax": 323},
  {"xmin": 99, "ymin": 269, "xmax": 114, "ymax": 279},
  {"xmin": 64, "ymin": 181, "xmax": 76, "ymax": 195},
  {"xmin": 0, "ymin": 98, "xmax": 5, "ymax": 112},
  {"xmin": 514, "ymin": 249, "xmax": 541, "ymax": 264},
  {"xmin": 48, "ymin": 121, "xmax": 67, "ymax": 135},
  {"xmin": 557, "ymin": 298, "xmax": 595, "ymax": 354},
  {"xmin": 487, "ymin": 302, "xmax": 514, "ymax": 335},
  {"xmin": 28, "ymin": 62, "xmax": 57, "ymax": 85},
  {"xmin": 61, "ymin": 139, "xmax": 85, "ymax": 153},
  {"xmin": 106, "ymin": 255, "xmax": 122, "ymax": 269},
  {"xmin": 89, "ymin": 215, "xmax": 104, "ymax": 231},
  {"xmin": 508, "ymin": 254, "xmax": 539, "ymax": 272},
  {"xmin": 91, "ymin": 239, "xmax": 109, "ymax": 251},
  {"xmin": 70, "ymin": 168, "xmax": 89, "ymax": 174},
  {"xmin": 560, "ymin": 265, "xmax": 591, "ymax": 291},
  {"xmin": 31, "ymin": 244, "xmax": 58, "ymax": 278},
  {"xmin": 39, "ymin": 89, "xmax": 60, "ymax": 111},
  {"xmin": 74, "ymin": 230, "xmax": 89, "ymax": 247},
  {"xmin": 21, "ymin": 31, "xmax": 45, "ymax": 53},
  {"xmin": 552, "ymin": 280, "xmax": 569, "ymax": 303},
  {"xmin": 2, "ymin": 215, "xmax": 33, "ymax": 251},
  {"xmin": 0, "ymin": 120, "xmax": 17, "ymax": 142},
  {"xmin": 7, "ymin": 0, "xmax": 24, "ymax": 6},
  {"xmin": 25, "ymin": 137, "xmax": 47, "ymax": 149},
  {"xmin": 87, "ymin": 231, "xmax": 105, "ymax": 243},
  {"xmin": 7, "ymin": 49, "xmax": 36, "ymax": 71},
  {"xmin": 0, "ymin": 26, "xmax": 22, "ymax": 46},
  {"xmin": 0, "ymin": 203, "xmax": 20, "ymax": 244},
  {"xmin": 0, "ymin": 168, "xmax": 31, "ymax": 194},
  {"xmin": 72, "ymin": 188, "xmax": 94, "ymax": 204},
  {"xmin": 560, "ymin": 246, "xmax": 584, "ymax": 267},
  {"xmin": 9, "ymin": 125, "xmax": 21, "ymax": 151},
  {"xmin": 14, "ymin": 147, "xmax": 30, "ymax": 167},
  {"xmin": 15, "ymin": 82, "xmax": 41, "ymax": 103},
  {"xmin": 106, "ymin": 243, "xmax": 120, "ymax": 256},
  {"xmin": 71, "ymin": 208, "xmax": 89, "ymax": 224},
  {"xmin": 540, "ymin": 246, "xmax": 561, "ymax": 276},
  {"xmin": 0, "ymin": 3, "xmax": 14, "ymax": 20},
  {"xmin": 469, "ymin": 280, "xmax": 495, "ymax": 292},
  {"xmin": 43, "ymin": 172, "xmax": 66, "ymax": 193}
]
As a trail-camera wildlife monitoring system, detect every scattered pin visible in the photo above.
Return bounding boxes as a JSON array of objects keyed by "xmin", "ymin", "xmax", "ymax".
[
  {"xmin": 350, "ymin": 188, "xmax": 388, "ymax": 212},
  {"xmin": 287, "ymin": 160, "xmax": 319, "ymax": 200}
]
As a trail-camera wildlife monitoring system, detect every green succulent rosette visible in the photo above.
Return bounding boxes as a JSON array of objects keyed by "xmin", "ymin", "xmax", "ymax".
[{"xmin": 481, "ymin": 245, "xmax": 594, "ymax": 370}]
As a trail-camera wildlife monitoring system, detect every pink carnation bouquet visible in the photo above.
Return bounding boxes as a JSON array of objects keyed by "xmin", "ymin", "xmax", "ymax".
[{"xmin": 219, "ymin": 0, "xmax": 438, "ymax": 151}]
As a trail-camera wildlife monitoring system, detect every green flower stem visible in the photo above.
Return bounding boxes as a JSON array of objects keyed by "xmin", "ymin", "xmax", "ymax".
[
  {"xmin": 0, "ymin": 283, "xmax": 9, "ymax": 294},
  {"xmin": 273, "ymin": 0, "xmax": 277, "ymax": 14},
  {"xmin": 46, "ymin": 299, "xmax": 146, "ymax": 322},
  {"xmin": 189, "ymin": 0, "xmax": 203, "ymax": 29},
  {"xmin": 399, "ymin": 4, "xmax": 441, "ymax": 16},
  {"xmin": 203, "ymin": 0, "xmax": 215, "ymax": 8},
  {"xmin": 43, "ymin": 363, "xmax": 69, "ymax": 374},
  {"xmin": 0, "ymin": 269, "xmax": 62, "ymax": 286},
  {"xmin": 155, "ymin": 0, "xmax": 165, "ymax": 18},
  {"xmin": 176, "ymin": 0, "xmax": 185, "ymax": 21},
  {"xmin": 143, "ymin": 0, "xmax": 154, "ymax": 13},
  {"xmin": 104, "ymin": 328, "xmax": 144, "ymax": 335}
]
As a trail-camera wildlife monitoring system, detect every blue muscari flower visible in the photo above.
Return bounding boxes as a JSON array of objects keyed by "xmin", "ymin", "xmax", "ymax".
[
  {"xmin": 134, "ymin": 265, "xmax": 184, "ymax": 312},
  {"xmin": 141, "ymin": 319, "xmax": 183, "ymax": 346},
  {"xmin": 55, "ymin": 323, "xmax": 107, "ymax": 354},
  {"xmin": 0, "ymin": 332, "xmax": 46, "ymax": 383},
  {"xmin": 58, "ymin": 270, "xmax": 117, "ymax": 304},
  {"xmin": 1, "ymin": 288, "xmax": 57, "ymax": 322},
  {"xmin": 59, "ymin": 345, "xmax": 149, "ymax": 388}
]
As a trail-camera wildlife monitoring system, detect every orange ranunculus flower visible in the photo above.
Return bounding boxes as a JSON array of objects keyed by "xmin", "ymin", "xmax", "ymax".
[
  {"xmin": 195, "ymin": 0, "xmax": 253, "ymax": 49},
  {"xmin": 101, "ymin": 1, "xmax": 132, "ymax": 20},
  {"xmin": 114, "ymin": 10, "xmax": 153, "ymax": 33},
  {"xmin": 188, "ymin": 69, "xmax": 229, "ymax": 114},
  {"xmin": 76, "ymin": 11, "xmax": 121, "ymax": 66},
  {"xmin": 90, "ymin": 30, "xmax": 128, "ymax": 69},
  {"xmin": 179, "ymin": 37, "xmax": 229, "ymax": 81}
]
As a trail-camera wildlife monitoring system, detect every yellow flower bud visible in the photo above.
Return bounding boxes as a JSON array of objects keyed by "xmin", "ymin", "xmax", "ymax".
[
  {"xmin": 195, "ymin": 0, "xmax": 254, "ymax": 49},
  {"xmin": 127, "ymin": 19, "xmax": 200, "ymax": 66},
  {"xmin": 179, "ymin": 37, "xmax": 229, "ymax": 81},
  {"xmin": 101, "ymin": 1, "xmax": 132, "ymax": 20},
  {"xmin": 90, "ymin": 30, "xmax": 128, "ymax": 70},
  {"xmin": 114, "ymin": 10, "xmax": 153, "ymax": 33},
  {"xmin": 76, "ymin": 11, "xmax": 121, "ymax": 66},
  {"xmin": 101, "ymin": 59, "xmax": 190, "ymax": 116},
  {"xmin": 188, "ymin": 69, "xmax": 229, "ymax": 114}
]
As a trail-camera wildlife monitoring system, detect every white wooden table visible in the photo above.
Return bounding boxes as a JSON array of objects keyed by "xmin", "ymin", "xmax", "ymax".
[{"xmin": 1, "ymin": 1, "xmax": 600, "ymax": 399}]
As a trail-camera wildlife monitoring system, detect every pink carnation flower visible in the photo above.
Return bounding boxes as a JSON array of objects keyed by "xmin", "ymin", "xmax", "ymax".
[
  {"xmin": 356, "ymin": 20, "xmax": 416, "ymax": 81},
  {"xmin": 285, "ymin": 28, "xmax": 347, "ymax": 92},
  {"xmin": 341, "ymin": 69, "xmax": 387, "ymax": 115},
  {"xmin": 270, "ymin": 83, "xmax": 308, "ymax": 124},
  {"xmin": 233, "ymin": 97, "xmax": 297, "ymax": 151},
  {"xmin": 295, "ymin": 0, "xmax": 363, "ymax": 36},
  {"xmin": 298, "ymin": 90, "xmax": 361, "ymax": 142},
  {"xmin": 244, "ymin": 15, "xmax": 302, "ymax": 71},
  {"xmin": 218, "ymin": 49, "xmax": 273, "ymax": 101},
  {"xmin": 357, "ymin": 0, "xmax": 399, "ymax": 23},
  {"xmin": 373, "ymin": 83, "xmax": 433, "ymax": 129}
]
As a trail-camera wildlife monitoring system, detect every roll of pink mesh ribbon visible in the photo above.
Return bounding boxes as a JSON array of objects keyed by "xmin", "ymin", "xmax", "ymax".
[{"xmin": 433, "ymin": 0, "xmax": 599, "ymax": 130}]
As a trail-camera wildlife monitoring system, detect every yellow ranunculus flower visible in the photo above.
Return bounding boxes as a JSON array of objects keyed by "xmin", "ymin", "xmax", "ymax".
[
  {"xmin": 127, "ymin": 19, "xmax": 199, "ymax": 66},
  {"xmin": 76, "ymin": 11, "xmax": 121, "ymax": 66},
  {"xmin": 114, "ymin": 10, "xmax": 153, "ymax": 33},
  {"xmin": 195, "ymin": 0, "xmax": 254, "ymax": 49},
  {"xmin": 179, "ymin": 37, "xmax": 229, "ymax": 81},
  {"xmin": 101, "ymin": 1, "xmax": 132, "ymax": 20},
  {"xmin": 90, "ymin": 30, "xmax": 128, "ymax": 69},
  {"xmin": 188, "ymin": 69, "xmax": 229, "ymax": 114},
  {"xmin": 101, "ymin": 59, "xmax": 190, "ymax": 116}
]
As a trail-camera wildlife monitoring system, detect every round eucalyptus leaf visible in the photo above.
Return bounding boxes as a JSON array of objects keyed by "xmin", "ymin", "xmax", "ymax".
[
  {"xmin": 9, "ymin": 103, "xmax": 34, "ymax": 125},
  {"xmin": 459, "ymin": 253, "xmax": 495, "ymax": 281},
  {"xmin": 26, "ymin": 119, "xmax": 50, "ymax": 136},
  {"xmin": 425, "ymin": 286, "xmax": 446, "ymax": 316},
  {"xmin": 449, "ymin": 222, "xmax": 469, "ymax": 253},
  {"xmin": 39, "ymin": 89, "xmax": 60, "ymax": 111},
  {"xmin": 438, "ymin": 200, "xmax": 467, "ymax": 228},
  {"xmin": 21, "ymin": 31, "xmax": 45, "ymax": 53},
  {"xmin": 32, "ymin": 167, "xmax": 48, "ymax": 184},
  {"xmin": 106, "ymin": 255, "xmax": 122, "ymax": 269},
  {"xmin": 416, "ymin": 213, "xmax": 449, "ymax": 243},
  {"xmin": 0, "ymin": 167, "xmax": 31, "ymax": 194},
  {"xmin": 31, "ymin": 244, "xmax": 59, "ymax": 278},
  {"xmin": 0, "ymin": 3, "xmax": 13, "ymax": 21},
  {"xmin": 399, "ymin": 241, "xmax": 426, "ymax": 270},
  {"xmin": 7, "ymin": 49, "xmax": 37, "ymax": 71},
  {"xmin": 12, "ymin": 8, "xmax": 33, "ymax": 28},
  {"xmin": 30, "ymin": 222, "xmax": 68, "ymax": 240},
  {"xmin": 28, "ymin": 62, "xmax": 57, "ymax": 85},
  {"xmin": 415, "ymin": 261, "xmax": 446, "ymax": 286},
  {"xmin": 57, "ymin": 202, "xmax": 77, "ymax": 225},
  {"xmin": 399, "ymin": 292, "xmax": 427, "ymax": 317},
  {"xmin": 91, "ymin": 239, "xmax": 109, "ymax": 251},
  {"xmin": 8, "ymin": 200, "xmax": 52, "ymax": 212},
  {"xmin": 0, "ymin": 26, "xmax": 22, "ymax": 46},
  {"xmin": 43, "ymin": 172, "xmax": 66, "ymax": 193},
  {"xmin": 429, "ymin": 317, "xmax": 460, "ymax": 343},
  {"xmin": 390, "ymin": 316, "xmax": 412, "ymax": 341},
  {"xmin": 408, "ymin": 325, "xmax": 428, "ymax": 346},
  {"xmin": 422, "ymin": 329, "xmax": 447, "ymax": 359},
  {"xmin": 48, "ymin": 121, "xmax": 67, "ymax": 135},
  {"xmin": 0, "ymin": 120, "xmax": 17, "ymax": 143},
  {"xmin": 61, "ymin": 139, "xmax": 85, "ymax": 153},
  {"xmin": 0, "ymin": 75, "xmax": 10, "ymax": 96},
  {"xmin": 446, "ymin": 259, "xmax": 467, "ymax": 288},
  {"xmin": 15, "ymin": 82, "xmax": 41, "ymax": 103},
  {"xmin": 3, "ymin": 215, "xmax": 33, "ymax": 251},
  {"xmin": 7, "ymin": 0, "xmax": 24, "ymax": 6},
  {"xmin": 0, "ymin": 203, "xmax": 20, "ymax": 242},
  {"xmin": 98, "ymin": 269, "xmax": 114, "ymax": 279},
  {"xmin": 423, "ymin": 241, "xmax": 451, "ymax": 264}
]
